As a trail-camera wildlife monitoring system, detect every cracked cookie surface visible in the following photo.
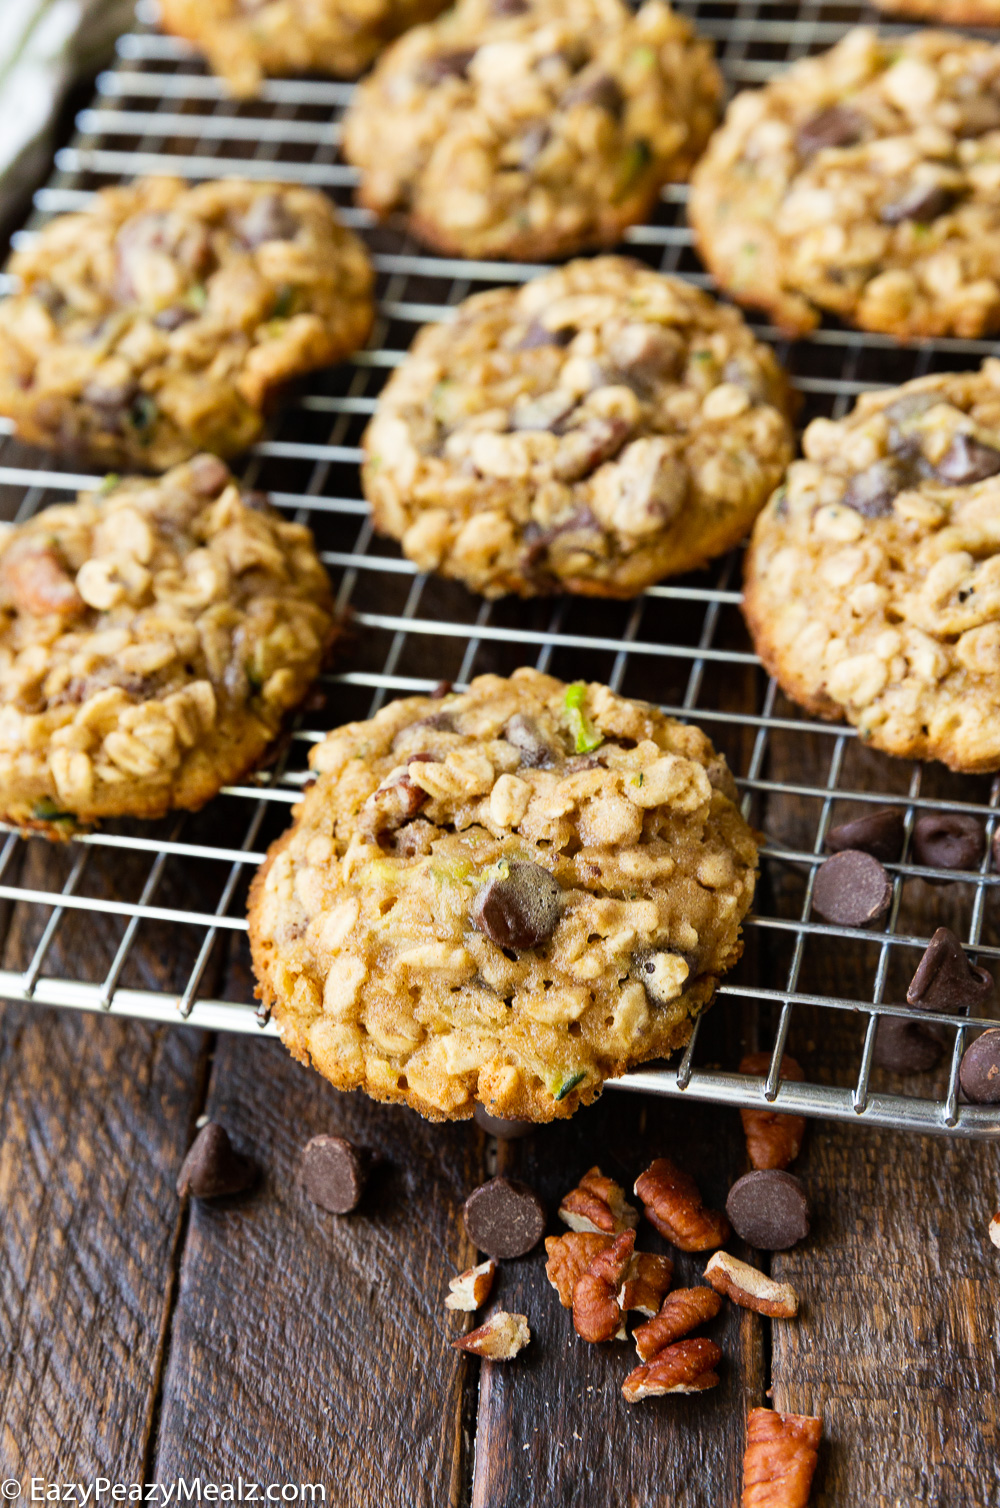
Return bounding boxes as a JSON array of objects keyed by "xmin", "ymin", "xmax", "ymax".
[
  {"xmin": 363, "ymin": 258, "xmax": 794, "ymax": 598},
  {"xmin": 341, "ymin": 0, "xmax": 721, "ymax": 261},
  {"xmin": 744, "ymin": 361, "xmax": 1000, "ymax": 772},
  {"xmin": 0, "ymin": 454, "xmax": 336, "ymax": 834},
  {"xmin": 160, "ymin": 0, "xmax": 450, "ymax": 96},
  {"xmin": 690, "ymin": 27, "xmax": 1000, "ymax": 339},
  {"xmin": 248, "ymin": 668, "xmax": 758, "ymax": 1122},
  {"xmin": 0, "ymin": 177, "xmax": 374, "ymax": 471}
]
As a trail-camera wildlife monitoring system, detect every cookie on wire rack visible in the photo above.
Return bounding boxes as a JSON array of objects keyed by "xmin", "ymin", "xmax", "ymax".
[
  {"xmin": 0, "ymin": 177, "xmax": 374, "ymax": 472},
  {"xmin": 0, "ymin": 455, "xmax": 337, "ymax": 836},
  {"xmin": 247, "ymin": 668, "xmax": 758, "ymax": 1123},
  {"xmin": 159, "ymin": 0, "xmax": 451, "ymax": 97},
  {"xmin": 689, "ymin": 27, "xmax": 1000, "ymax": 339},
  {"xmin": 362, "ymin": 257, "xmax": 795, "ymax": 599},
  {"xmin": 744, "ymin": 361, "xmax": 1000, "ymax": 774},
  {"xmin": 341, "ymin": 0, "xmax": 722, "ymax": 262}
]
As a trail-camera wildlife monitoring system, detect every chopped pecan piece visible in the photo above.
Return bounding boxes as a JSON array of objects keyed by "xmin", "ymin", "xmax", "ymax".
[
  {"xmin": 445, "ymin": 1258, "xmax": 497, "ymax": 1312},
  {"xmin": 622, "ymin": 1337, "xmax": 722, "ymax": 1401},
  {"xmin": 990, "ymin": 1211, "xmax": 1000, "ymax": 1250},
  {"xmin": 359, "ymin": 753, "xmax": 438, "ymax": 839},
  {"xmin": 572, "ymin": 1229, "xmax": 634, "ymax": 1342},
  {"xmin": 634, "ymin": 1157, "xmax": 730, "ymax": 1250},
  {"xmin": 559, "ymin": 1166, "xmax": 639, "ymax": 1235},
  {"xmin": 453, "ymin": 1311, "xmax": 530, "ymax": 1360},
  {"xmin": 705, "ymin": 1252, "xmax": 798, "ymax": 1319},
  {"xmin": 633, "ymin": 1285, "xmax": 722, "ymax": 1362},
  {"xmin": 544, "ymin": 1231, "xmax": 612, "ymax": 1308},
  {"xmin": 741, "ymin": 1407, "xmax": 822, "ymax": 1507},
  {"xmin": 0, "ymin": 542, "xmax": 85, "ymax": 619},
  {"xmin": 738, "ymin": 1053, "xmax": 807, "ymax": 1171},
  {"xmin": 619, "ymin": 1251, "xmax": 674, "ymax": 1317}
]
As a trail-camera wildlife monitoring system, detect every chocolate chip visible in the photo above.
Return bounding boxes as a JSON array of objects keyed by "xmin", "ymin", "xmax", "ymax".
[
  {"xmin": 417, "ymin": 47, "xmax": 476, "ymax": 83},
  {"xmin": 235, "ymin": 192, "xmax": 298, "ymax": 248},
  {"xmin": 826, "ymin": 807, "xmax": 905, "ymax": 863},
  {"xmin": 431, "ymin": 680, "xmax": 453, "ymax": 699},
  {"xmin": 176, "ymin": 1123, "xmax": 256, "ymax": 1200},
  {"xmin": 502, "ymin": 713, "xmax": 554, "ymax": 768},
  {"xmin": 473, "ymin": 861, "xmax": 561, "ymax": 950},
  {"xmin": 959, "ymin": 1028, "xmax": 1000, "ymax": 1103},
  {"xmin": 880, "ymin": 183, "xmax": 959, "ymax": 225},
  {"xmin": 473, "ymin": 1103, "xmax": 535, "ymax": 1139},
  {"xmin": 302, "ymin": 1135, "xmax": 371, "ymax": 1213},
  {"xmin": 841, "ymin": 458, "xmax": 907, "ymax": 518},
  {"xmin": 516, "ymin": 319, "xmax": 577, "ymax": 350},
  {"xmin": 154, "ymin": 305, "xmax": 195, "ymax": 331},
  {"xmin": 462, "ymin": 1175, "xmax": 546, "ymax": 1258},
  {"xmin": 82, "ymin": 376, "xmax": 140, "ymax": 411},
  {"xmin": 562, "ymin": 72, "xmax": 624, "ymax": 114},
  {"xmin": 933, "ymin": 433, "xmax": 1000, "ymax": 486},
  {"xmin": 796, "ymin": 104, "xmax": 865, "ymax": 158},
  {"xmin": 873, "ymin": 1013, "xmax": 945, "ymax": 1074},
  {"xmin": 911, "ymin": 813, "xmax": 985, "ymax": 875},
  {"xmin": 725, "ymin": 1170, "xmax": 810, "ymax": 1251},
  {"xmin": 812, "ymin": 850, "xmax": 892, "ymax": 927},
  {"xmin": 491, "ymin": 0, "xmax": 529, "ymax": 12},
  {"xmin": 906, "ymin": 927, "xmax": 994, "ymax": 1015}
]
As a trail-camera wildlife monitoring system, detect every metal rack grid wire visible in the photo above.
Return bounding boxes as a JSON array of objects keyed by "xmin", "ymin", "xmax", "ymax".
[{"xmin": 0, "ymin": 0, "xmax": 998, "ymax": 1138}]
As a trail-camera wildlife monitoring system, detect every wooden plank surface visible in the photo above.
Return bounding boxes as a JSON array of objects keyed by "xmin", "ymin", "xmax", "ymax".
[{"xmin": 0, "ymin": 838, "xmax": 211, "ymax": 1482}]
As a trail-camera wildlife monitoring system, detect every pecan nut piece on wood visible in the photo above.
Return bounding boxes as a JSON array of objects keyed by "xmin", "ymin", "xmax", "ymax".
[
  {"xmin": 634, "ymin": 1157, "xmax": 730, "ymax": 1250},
  {"xmin": 741, "ymin": 1407, "xmax": 822, "ymax": 1507},
  {"xmin": 633, "ymin": 1285, "xmax": 722, "ymax": 1362},
  {"xmin": 559, "ymin": 1166, "xmax": 639, "ymax": 1235},
  {"xmin": 572, "ymin": 1229, "xmax": 635, "ymax": 1342},
  {"xmin": 453, "ymin": 1311, "xmax": 531, "ymax": 1360},
  {"xmin": 445, "ymin": 1258, "xmax": 497, "ymax": 1312},
  {"xmin": 619, "ymin": 1251, "xmax": 674, "ymax": 1317},
  {"xmin": 705, "ymin": 1251, "xmax": 798, "ymax": 1318},
  {"xmin": 622, "ymin": 1337, "xmax": 723, "ymax": 1401},
  {"xmin": 544, "ymin": 1232, "xmax": 612, "ymax": 1307},
  {"xmin": 739, "ymin": 1053, "xmax": 807, "ymax": 1170}
]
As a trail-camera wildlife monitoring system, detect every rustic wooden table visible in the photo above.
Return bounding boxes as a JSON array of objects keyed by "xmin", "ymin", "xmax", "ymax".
[{"xmin": 1, "ymin": 723, "xmax": 997, "ymax": 1508}]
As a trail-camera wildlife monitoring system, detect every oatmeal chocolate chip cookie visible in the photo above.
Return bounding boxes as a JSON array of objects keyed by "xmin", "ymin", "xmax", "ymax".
[
  {"xmin": 874, "ymin": 0, "xmax": 1000, "ymax": 25},
  {"xmin": 689, "ymin": 27, "xmax": 1000, "ymax": 339},
  {"xmin": 160, "ymin": 0, "xmax": 450, "ymax": 97},
  {"xmin": 0, "ymin": 177, "xmax": 374, "ymax": 472},
  {"xmin": 341, "ymin": 0, "xmax": 722, "ymax": 261},
  {"xmin": 743, "ymin": 361, "xmax": 1000, "ymax": 773},
  {"xmin": 247, "ymin": 667, "xmax": 758, "ymax": 1122},
  {"xmin": 363, "ymin": 258, "xmax": 794, "ymax": 598},
  {"xmin": 0, "ymin": 454, "xmax": 336, "ymax": 835}
]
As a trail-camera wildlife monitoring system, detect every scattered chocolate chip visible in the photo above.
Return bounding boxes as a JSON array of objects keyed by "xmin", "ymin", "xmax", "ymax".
[
  {"xmin": 462, "ymin": 1175, "xmax": 546, "ymax": 1258},
  {"xmin": 302, "ymin": 1134, "xmax": 371, "ymax": 1213},
  {"xmin": 906, "ymin": 926, "xmax": 994, "ymax": 1014},
  {"xmin": 473, "ymin": 861, "xmax": 561, "ymax": 950},
  {"xmin": 473, "ymin": 1103, "xmax": 535, "ymax": 1139},
  {"xmin": 796, "ymin": 104, "xmax": 865, "ymax": 158},
  {"xmin": 502, "ymin": 712, "xmax": 554, "ymax": 767},
  {"xmin": 933, "ymin": 433, "xmax": 1000, "ymax": 486},
  {"xmin": 873, "ymin": 1013, "xmax": 946, "ymax": 1074},
  {"xmin": 176, "ymin": 1123, "xmax": 256, "ymax": 1200},
  {"xmin": 880, "ymin": 183, "xmax": 959, "ymax": 225},
  {"xmin": 826, "ymin": 807, "xmax": 905, "ymax": 863},
  {"xmin": 417, "ymin": 47, "xmax": 477, "ymax": 83},
  {"xmin": 725, "ymin": 1170, "xmax": 810, "ymax": 1251},
  {"xmin": 562, "ymin": 72, "xmax": 624, "ymax": 114},
  {"xmin": 959, "ymin": 1028, "xmax": 1000, "ymax": 1103},
  {"xmin": 841, "ymin": 457, "xmax": 907, "ymax": 518},
  {"xmin": 812, "ymin": 849, "xmax": 892, "ymax": 927},
  {"xmin": 431, "ymin": 680, "xmax": 453, "ymax": 699},
  {"xmin": 516, "ymin": 319, "xmax": 576, "ymax": 350},
  {"xmin": 911, "ymin": 813, "xmax": 985, "ymax": 875}
]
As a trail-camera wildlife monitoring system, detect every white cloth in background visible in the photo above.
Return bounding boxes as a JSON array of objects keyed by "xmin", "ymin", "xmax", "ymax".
[{"xmin": 0, "ymin": 0, "xmax": 135, "ymax": 205}]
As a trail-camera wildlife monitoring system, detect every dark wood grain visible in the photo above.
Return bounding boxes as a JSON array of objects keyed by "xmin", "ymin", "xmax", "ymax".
[
  {"xmin": 153, "ymin": 939, "xmax": 483, "ymax": 1506},
  {"xmin": 0, "ymin": 836, "xmax": 212, "ymax": 1483},
  {"xmin": 761, "ymin": 717, "xmax": 1000, "ymax": 1508}
]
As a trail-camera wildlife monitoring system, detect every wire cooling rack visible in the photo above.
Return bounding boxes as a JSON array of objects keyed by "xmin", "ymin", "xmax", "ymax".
[{"xmin": 0, "ymin": 0, "xmax": 998, "ymax": 1138}]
